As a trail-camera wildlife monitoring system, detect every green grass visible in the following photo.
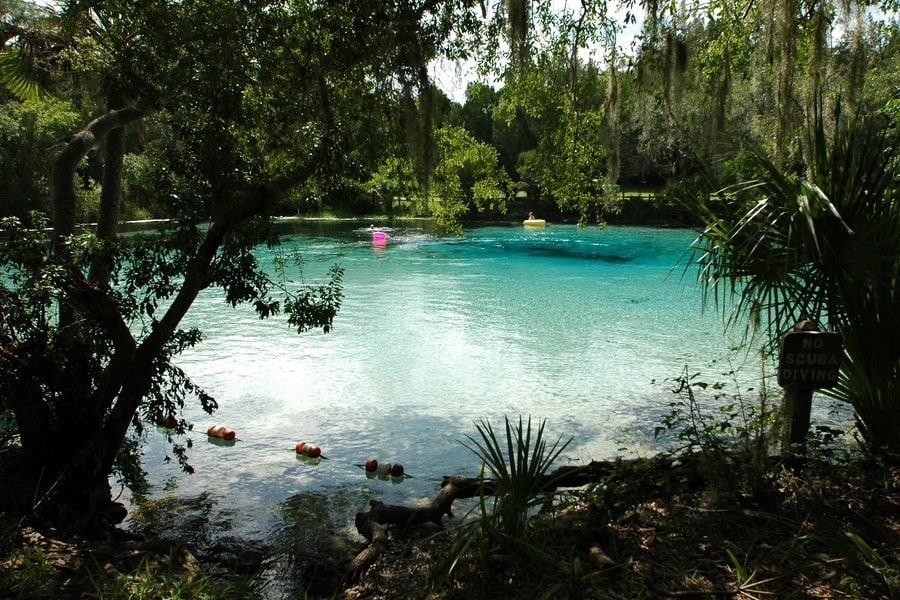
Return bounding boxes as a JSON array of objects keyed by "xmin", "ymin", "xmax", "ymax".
[{"xmin": 0, "ymin": 545, "xmax": 55, "ymax": 600}]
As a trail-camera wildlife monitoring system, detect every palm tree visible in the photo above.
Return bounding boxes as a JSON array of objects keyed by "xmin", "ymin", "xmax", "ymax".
[
  {"xmin": 684, "ymin": 115, "xmax": 900, "ymax": 454},
  {"xmin": 0, "ymin": 0, "xmax": 62, "ymax": 100}
]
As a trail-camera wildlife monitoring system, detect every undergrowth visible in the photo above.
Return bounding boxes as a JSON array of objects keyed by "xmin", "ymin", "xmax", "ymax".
[{"xmin": 423, "ymin": 363, "xmax": 898, "ymax": 599}]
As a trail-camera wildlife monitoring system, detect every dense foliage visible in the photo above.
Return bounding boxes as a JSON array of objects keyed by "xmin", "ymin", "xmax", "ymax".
[
  {"xmin": 5, "ymin": 2, "xmax": 898, "ymax": 224},
  {"xmin": 0, "ymin": 0, "xmax": 491, "ymax": 523},
  {"xmin": 684, "ymin": 116, "xmax": 900, "ymax": 452}
]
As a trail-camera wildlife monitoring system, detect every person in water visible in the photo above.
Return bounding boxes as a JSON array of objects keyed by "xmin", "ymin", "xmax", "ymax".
[{"xmin": 528, "ymin": 212, "xmax": 537, "ymax": 220}]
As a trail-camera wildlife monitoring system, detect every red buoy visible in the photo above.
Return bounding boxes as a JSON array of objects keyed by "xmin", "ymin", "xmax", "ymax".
[
  {"xmin": 295, "ymin": 441, "xmax": 321, "ymax": 458},
  {"xmin": 207, "ymin": 426, "xmax": 236, "ymax": 440}
]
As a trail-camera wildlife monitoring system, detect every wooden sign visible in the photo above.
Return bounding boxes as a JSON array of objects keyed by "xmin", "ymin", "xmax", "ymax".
[{"xmin": 777, "ymin": 330, "xmax": 843, "ymax": 388}]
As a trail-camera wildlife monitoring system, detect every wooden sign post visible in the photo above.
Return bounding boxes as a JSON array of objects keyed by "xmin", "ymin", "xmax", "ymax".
[{"xmin": 777, "ymin": 320, "xmax": 843, "ymax": 454}]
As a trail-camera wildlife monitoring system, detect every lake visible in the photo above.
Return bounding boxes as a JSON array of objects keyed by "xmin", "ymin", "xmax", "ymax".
[{"xmin": 124, "ymin": 220, "xmax": 849, "ymax": 593}]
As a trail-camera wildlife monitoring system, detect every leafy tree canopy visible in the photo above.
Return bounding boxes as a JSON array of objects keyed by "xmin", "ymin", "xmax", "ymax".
[{"xmin": 0, "ymin": 0, "xmax": 492, "ymax": 526}]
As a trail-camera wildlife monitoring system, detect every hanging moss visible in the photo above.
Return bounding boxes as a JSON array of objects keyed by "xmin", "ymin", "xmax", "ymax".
[
  {"xmin": 712, "ymin": 47, "xmax": 731, "ymax": 157},
  {"xmin": 504, "ymin": 0, "xmax": 529, "ymax": 68},
  {"xmin": 675, "ymin": 38, "xmax": 688, "ymax": 73},
  {"xmin": 604, "ymin": 60, "xmax": 620, "ymax": 185},
  {"xmin": 662, "ymin": 31, "xmax": 673, "ymax": 107},
  {"xmin": 662, "ymin": 30, "xmax": 685, "ymax": 114},
  {"xmin": 805, "ymin": 6, "xmax": 831, "ymax": 167},
  {"xmin": 775, "ymin": 0, "xmax": 800, "ymax": 167},
  {"xmin": 845, "ymin": 8, "xmax": 867, "ymax": 115}
]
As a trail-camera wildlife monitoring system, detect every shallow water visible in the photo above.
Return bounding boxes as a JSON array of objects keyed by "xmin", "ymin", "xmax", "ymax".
[{"xmin": 124, "ymin": 221, "xmax": 849, "ymax": 591}]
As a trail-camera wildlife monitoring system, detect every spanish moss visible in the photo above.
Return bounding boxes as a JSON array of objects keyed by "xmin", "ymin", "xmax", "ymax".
[{"xmin": 504, "ymin": 0, "xmax": 529, "ymax": 69}]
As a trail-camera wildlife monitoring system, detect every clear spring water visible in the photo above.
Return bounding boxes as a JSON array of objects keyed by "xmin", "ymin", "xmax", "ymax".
[{"xmin": 124, "ymin": 221, "xmax": 850, "ymax": 589}]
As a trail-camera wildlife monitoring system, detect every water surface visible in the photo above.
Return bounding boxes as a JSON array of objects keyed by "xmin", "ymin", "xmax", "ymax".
[{"xmin": 125, "ymin": 222, "xmax": 845, "ymax": 589}]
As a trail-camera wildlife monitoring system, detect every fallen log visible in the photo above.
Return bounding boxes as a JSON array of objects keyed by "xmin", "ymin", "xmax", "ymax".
[
  {"xmin": 347, "ymin": 475, "xmax": 486, "ymax": 576},
  {"xmin": 348, "ymin": 456, "xmax": 702, "ymax": 577}
]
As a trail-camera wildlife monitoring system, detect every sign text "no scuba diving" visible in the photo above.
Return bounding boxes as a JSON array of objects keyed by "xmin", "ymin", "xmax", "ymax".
[{"xmin": 777, "ymin": 331, "xmax": 842, "ymax": 389}]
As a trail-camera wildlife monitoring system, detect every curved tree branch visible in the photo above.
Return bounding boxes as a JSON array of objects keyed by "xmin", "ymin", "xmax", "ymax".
[
  {"xmin": 50, "ymin": 101, "xmax": 152, "ymax": 255},
  {"xmin": 102, "ymin": 163, "xmax": 323, "ymax": 474}
]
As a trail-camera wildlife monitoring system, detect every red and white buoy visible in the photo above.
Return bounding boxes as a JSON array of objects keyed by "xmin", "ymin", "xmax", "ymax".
[
  {"xmin": 363, "ymin": 458, "xmax": 405, "ymax": 478},
  {"xmin": 295, "ymin": 441, "xmax": 322, "ymax": 458},
  {"xmin": 207, "ymin": 425, "xmax": 236, "ymax": 440}
]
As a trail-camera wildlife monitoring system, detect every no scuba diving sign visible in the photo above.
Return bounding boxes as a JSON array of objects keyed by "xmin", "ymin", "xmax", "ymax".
[{"xmin": 777, "ymin": 326, "xmax": 842, "ymax": 389}]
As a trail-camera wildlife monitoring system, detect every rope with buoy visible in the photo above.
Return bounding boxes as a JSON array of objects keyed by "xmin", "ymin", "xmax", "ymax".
[{"xmin": 193, "ymin": 424, "xmax": 420, "ymax": 482}]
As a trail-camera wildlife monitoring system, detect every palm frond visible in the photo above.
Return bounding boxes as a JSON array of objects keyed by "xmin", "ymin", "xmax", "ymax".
[
  {"xmin": 681, "ymin": 115, "xmax": 900, "ymax": 452},
  {"xmin": 464, "ymin": 415, "xmax": 571, "ymax": 537},
  {"xmin": 0, "ymin": 48, "xmax": 44, "ymax": 101}
]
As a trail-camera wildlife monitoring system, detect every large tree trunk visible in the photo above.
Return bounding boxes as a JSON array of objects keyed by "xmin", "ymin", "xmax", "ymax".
[
  {"xmin": 89, "ymin": 121, "xmax": 127, "ymax": 286},
  {"xmin": 14, "ymin": 105, "xmax": 321, "ymax": 528},
  {"xmin": 8, "ymin": 106, "xmax": 151, "ymax": 526}
]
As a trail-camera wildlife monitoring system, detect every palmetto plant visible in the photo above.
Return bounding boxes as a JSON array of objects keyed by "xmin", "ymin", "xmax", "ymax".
[
  {"xmin": 464, "ymin": 415, "xmax": 571, "ymax": 539},
  {"xmin": 436, "ymin": 416, "xmax": 570, "ymax": 586},
  {"xmin": 684, "ymin": 115, "xmax": 900, "ymax": 453}
]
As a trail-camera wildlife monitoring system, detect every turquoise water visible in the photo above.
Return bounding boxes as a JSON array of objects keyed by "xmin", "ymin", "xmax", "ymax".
[{"xmin": 126, "ymin": 222, "xmax": 845, "ymax": 582}]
